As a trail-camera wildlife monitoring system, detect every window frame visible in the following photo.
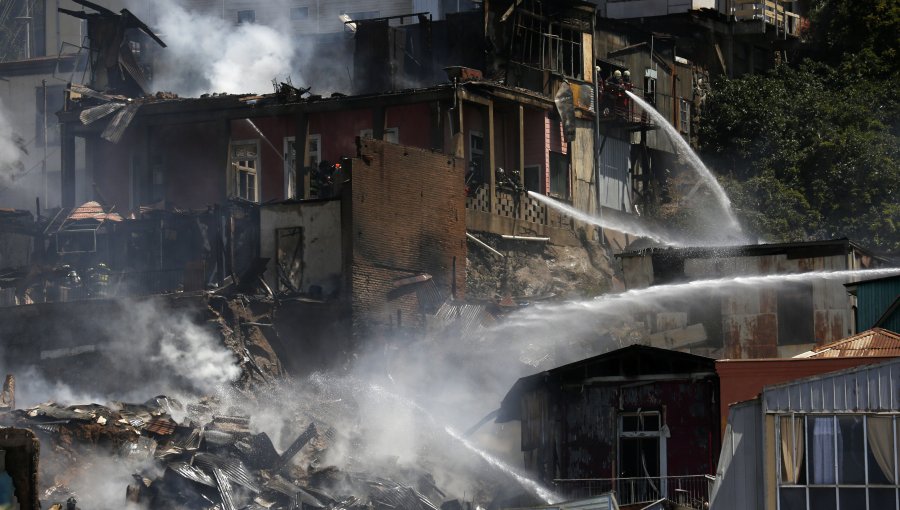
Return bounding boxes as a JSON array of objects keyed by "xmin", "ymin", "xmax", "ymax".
[
  {"xmin": 359, "ymin": 128, "xmax": 398, "ymax": 144},
  {"xmin": 284, "ymin": 135, "xmax": 321, "ymax": 199},
  {"xmin": 548, "ymin": 150, "xmax": 570, "ymax": 200},
  {"xmin": 468, "ymin": 130, "xmax": 485, "ymax": 185},
  {"xmin": 775, "ymin": 413, "xmax": 900, "ymax": 510},
  {"xmin": 237, "ymin": 9, "xmax": 256, "ymax": 24},
  {"xmin": 230, "ymin": 139, "xmax": 260, "ymax": 203},
  {"xmin": 290, "ymin": 7, "xmax": 309, "ymax": 20}
]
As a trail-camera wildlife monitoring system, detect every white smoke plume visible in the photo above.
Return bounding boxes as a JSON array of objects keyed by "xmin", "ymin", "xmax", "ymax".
[
  {"xmin": 146, "ymin": 0, "xmax": 298, "ymax": 97},
  {"xmin": 0, "ymin": 99, "xmax": 27, "ymax": 185}
]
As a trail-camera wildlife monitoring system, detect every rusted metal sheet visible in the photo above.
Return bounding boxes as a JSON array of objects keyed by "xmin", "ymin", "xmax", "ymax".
[{"xmin": 798, "ymin": 327, "xmax": 900, "ymax": 358}]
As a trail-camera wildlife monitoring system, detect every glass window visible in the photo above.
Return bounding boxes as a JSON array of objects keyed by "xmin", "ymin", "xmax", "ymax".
[
  {"xmin": 290, "ymin": 7, "xmax": 309, "ymax": 20},
  {"xmin": 867, "ymin": 416, "xmax": 896, "ymax": 485},
  {"xmin": 237, "ymin": 10, "xmax": 255, "ymax": 24},
  {"xmin": 808, "ymin": 487, "xmax": 836, "ymax": 510},
  {"xmin": 231, "ymin": 141, "xmax": 259, "ymax": 202},
  {"xmin": 837, "ymin": 416, "xmax": 866, "ymax": 485},
  {"xmin": 549, "ymin": 151, "xmax": 569, "ymax": 199},
  {"xmin": 808, "ymin": 416, "xmax": 836, "ymax": 484},
  {"xmin": 869, "ymin": 488, "xmax": 898, "ymax": 508},
  {"xmin": 778, "ymin": 415, "xmax": 900, "ymax": 510},
  {"xmin": 838, "ymin": 488, "xmax": 865, "ymax": 510}
]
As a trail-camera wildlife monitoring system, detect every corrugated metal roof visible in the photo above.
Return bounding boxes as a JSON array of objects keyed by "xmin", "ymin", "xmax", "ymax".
[
  {"xmin": 763, "ymin": 357, "xmax": 900, "ymax": 413},
  {"xmin": 432, "ymin": 302, "xmax": 495, "ymax": 337},
  {"xmin": 66, "ymin": 201, "xmax": 124, "ymax": 222},
  {"xmin": 794, "ymin": 327, "xmax": 900, "ymax": 358}
]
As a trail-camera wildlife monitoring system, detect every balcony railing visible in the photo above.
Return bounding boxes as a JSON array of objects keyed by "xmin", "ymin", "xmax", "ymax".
[{"xmin": 555, "ymin": 475, "xmax": 715, "ymax": 509}]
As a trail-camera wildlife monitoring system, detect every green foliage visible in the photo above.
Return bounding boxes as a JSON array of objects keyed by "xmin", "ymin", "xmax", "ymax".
[{"xmin": 698, "ymin": 1, "xmax": 900, "ymax": 255}]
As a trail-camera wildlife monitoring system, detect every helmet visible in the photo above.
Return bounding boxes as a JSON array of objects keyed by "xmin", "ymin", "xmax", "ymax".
[
  {"xmin": 623, "ymin": 70, "xmax": 631, "ymax": 77},
  {"xmin": 613, "ymin": 70, "xmax": 622, "ymax": 78}
]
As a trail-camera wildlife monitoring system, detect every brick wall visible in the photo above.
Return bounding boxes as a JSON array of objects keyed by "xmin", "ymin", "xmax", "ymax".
[{"xmin": 350, "ymin": 139, "xmax": 466, "ymax": 339}]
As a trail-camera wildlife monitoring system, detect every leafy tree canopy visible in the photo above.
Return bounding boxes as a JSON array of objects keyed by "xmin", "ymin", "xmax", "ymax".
[{"xmin": 698, "ymin": 0, "xmax": 900, "ymax": 255}]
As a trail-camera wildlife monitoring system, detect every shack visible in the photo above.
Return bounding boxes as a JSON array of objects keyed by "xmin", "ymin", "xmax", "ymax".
[{"xmin": 497, "ymin": 345, "xmax": 719, "ymax": 508}]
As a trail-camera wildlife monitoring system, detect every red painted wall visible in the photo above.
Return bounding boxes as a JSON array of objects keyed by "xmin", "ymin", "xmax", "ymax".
[
  {"xmin": 159, "ymin": 123, "xmax": 225, "ymax": 209},
  {"xmin": 716, "ymin": 357, "xmax": 893, "ymax": 435},
  {"xmin": 523, "ymin": 108, "xmax": 546, "ymax": 191},
  {"xmin": 91, "ymin": 138, "xmax": 131, "ymax": 210},
  {"xmin": 309, "ymin": 109, "xmax": 371, "ymax": 164},
  {"xmin": 386, "ymin": 103, "xmax": 432, "ymax": 149}
]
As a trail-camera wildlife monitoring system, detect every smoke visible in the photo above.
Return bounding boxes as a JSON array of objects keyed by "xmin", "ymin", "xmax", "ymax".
[
  {"xmin": 146, "ymin": 0, "xmax": 298, "ymax": 96},
  {"xmin": 5, "ymin": 296, "xmax": 241, "ymax": 408},
  {"xmin": 0, "ymin": 99, "xmax": 26, "ymax": 186}
]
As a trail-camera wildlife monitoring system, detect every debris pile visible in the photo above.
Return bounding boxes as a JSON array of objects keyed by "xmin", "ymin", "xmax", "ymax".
[{"xmin": 1, "ymin": 395, "xmax": 454, "ymax": 510}]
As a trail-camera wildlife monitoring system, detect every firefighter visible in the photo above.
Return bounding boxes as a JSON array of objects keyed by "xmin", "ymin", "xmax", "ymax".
[
  {"xmin": 87, "ymin": 263, "xmax": 111, "ymax": 297},
  {"xmin": 623, "ymin": 69, "xmax": 632, "ymax": 84},
  {"xmin": 609, "ymin": 69, "xmax": 623, "ymax": 86}
]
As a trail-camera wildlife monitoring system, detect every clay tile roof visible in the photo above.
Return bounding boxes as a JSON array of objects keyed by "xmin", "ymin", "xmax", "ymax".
[{"xmin": 796, "ymin": 328, "xmax": 900, "ymax": 358}]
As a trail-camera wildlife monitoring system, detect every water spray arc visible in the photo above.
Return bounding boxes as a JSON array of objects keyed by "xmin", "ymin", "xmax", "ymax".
[
  {"xmin": 626, "ymin": 91, "xmax": 743, "ymax": 237},
  {"xmin": 502, "ymin": 268, "xmax": 900, "ymax": 330},
  {"xmin": 364, "ymin": 383, "xmax": 562, "ymax": 504},
  {"xmin": 527, "ymin": 191, "xmax": 685, "ymax": 247}
]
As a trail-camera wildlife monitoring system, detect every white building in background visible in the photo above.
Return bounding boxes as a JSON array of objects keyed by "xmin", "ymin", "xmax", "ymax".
[
  {"xmin": 0, "ymin": 0, "xmax": 125, "ymax": 211},
  {"xmin": 176, "ymin": 0, "xmax": 479, "ymax": 33}
]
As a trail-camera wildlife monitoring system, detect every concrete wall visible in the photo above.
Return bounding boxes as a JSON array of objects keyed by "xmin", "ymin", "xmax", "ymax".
[
  {"xmin": 618, "ymin": 244, "xmax": 877, "ymax": 360},
  {"xmin": 350, "ymin": 139, "xmax": 466, "ymax": 338},
  {"xmin": 260, "ymin": 199, "xmax": 343, "ymax": 296}
]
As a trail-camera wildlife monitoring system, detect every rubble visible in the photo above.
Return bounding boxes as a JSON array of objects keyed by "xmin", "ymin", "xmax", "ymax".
[{"xmin": 1, "ymin": 395, "xmax": 450, "ymax": 510}]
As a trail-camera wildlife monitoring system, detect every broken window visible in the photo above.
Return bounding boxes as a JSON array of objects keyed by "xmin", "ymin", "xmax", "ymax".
[
  {"xmin": 548, "ymin": 151, "xmax": 569, "ymax": 199},
  {"xmin": 231, "ymin": 141, "xmax": 259, "ymax": 202},
  {"xmin": 237, "ymin": 9, "xmax": 255, "ymax": 24},
  {"xmin": 644, "ymin": 71, "xmax": 657, "ymax": 106},
  {"xmin": 345, "ymin": 10, "xmax": 380, "ymax": 21},
  {"xmin": 777, "ymin": 282, "xmax": 814, "ymax": 344},
  {"xmin": 524, "ymin": 165, "xmax": 541, "ymax": 193},
  {"xmin": 468, "ymin": 131, "xmax": 485, "ymax": 186},
  {"xmin": 618, "ymin": 411, "xmax": 664, "ymax": 501},
  {"xmin": 359, "ymin": 128, "xmax": 398, "ymax": 143},
  {"xmin": 679, "ymin": 99, "xmax": 690, "ymax": 135},
  {"xmin": 285, "ymin": 135, "xmax": 322, "ymax": 199},
  {"xmin": 276, "ymin": 227, "xmax": 303, "ymax": 293},
  {"xmin": 509, "ymin": 0, "xmax": 586, "ymax": 79}
]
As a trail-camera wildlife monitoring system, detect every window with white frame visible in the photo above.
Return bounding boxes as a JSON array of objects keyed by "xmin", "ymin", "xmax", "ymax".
[
  {"xmin": 777, "ymin": 414, "xmax": 899, "ymax": 510},
  {"xmin": 231, "ymin": 141, "xmax": 259, "ymax": 202},
  {"xmin": 284, "ymin": 135, "xmax": 322, "ymax": 199},
  {"xmin": 679, "ymin": 99, "xmax": 690, "ymax": 134},
  {"xmin": 617, "ymin": 411, "xmax": 666, "ymax": 504}
]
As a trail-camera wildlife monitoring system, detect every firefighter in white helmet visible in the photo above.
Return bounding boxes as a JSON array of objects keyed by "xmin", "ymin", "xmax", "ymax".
[{"xmin": 609, "ymin": 69, "xmax": 623, "ymax": 85}]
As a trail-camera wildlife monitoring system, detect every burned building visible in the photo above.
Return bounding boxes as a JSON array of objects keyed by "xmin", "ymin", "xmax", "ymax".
[
  {"xmin": 497, "ymin": 345, "xmax": 720, "ymax": 509},
  {"xmin": 616, "ymin": 239, "xmax": 889, "ymax": 359}
]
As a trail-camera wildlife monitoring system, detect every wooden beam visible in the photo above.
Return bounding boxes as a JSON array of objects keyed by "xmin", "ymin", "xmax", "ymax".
[
  {"xmin": 60, "ymin": 124, "xmax": 76, "ymax": 208},
  {"xmin": 517, "ymin": 104, "xmax": 526, "ymax": 218},
  {"xmin": 487, "ymin": 100, "xmax": 496, "ymax": 212},
  {"xmin": 294, "ymin": 112, "xmax": 308, "ymax": 199}
]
